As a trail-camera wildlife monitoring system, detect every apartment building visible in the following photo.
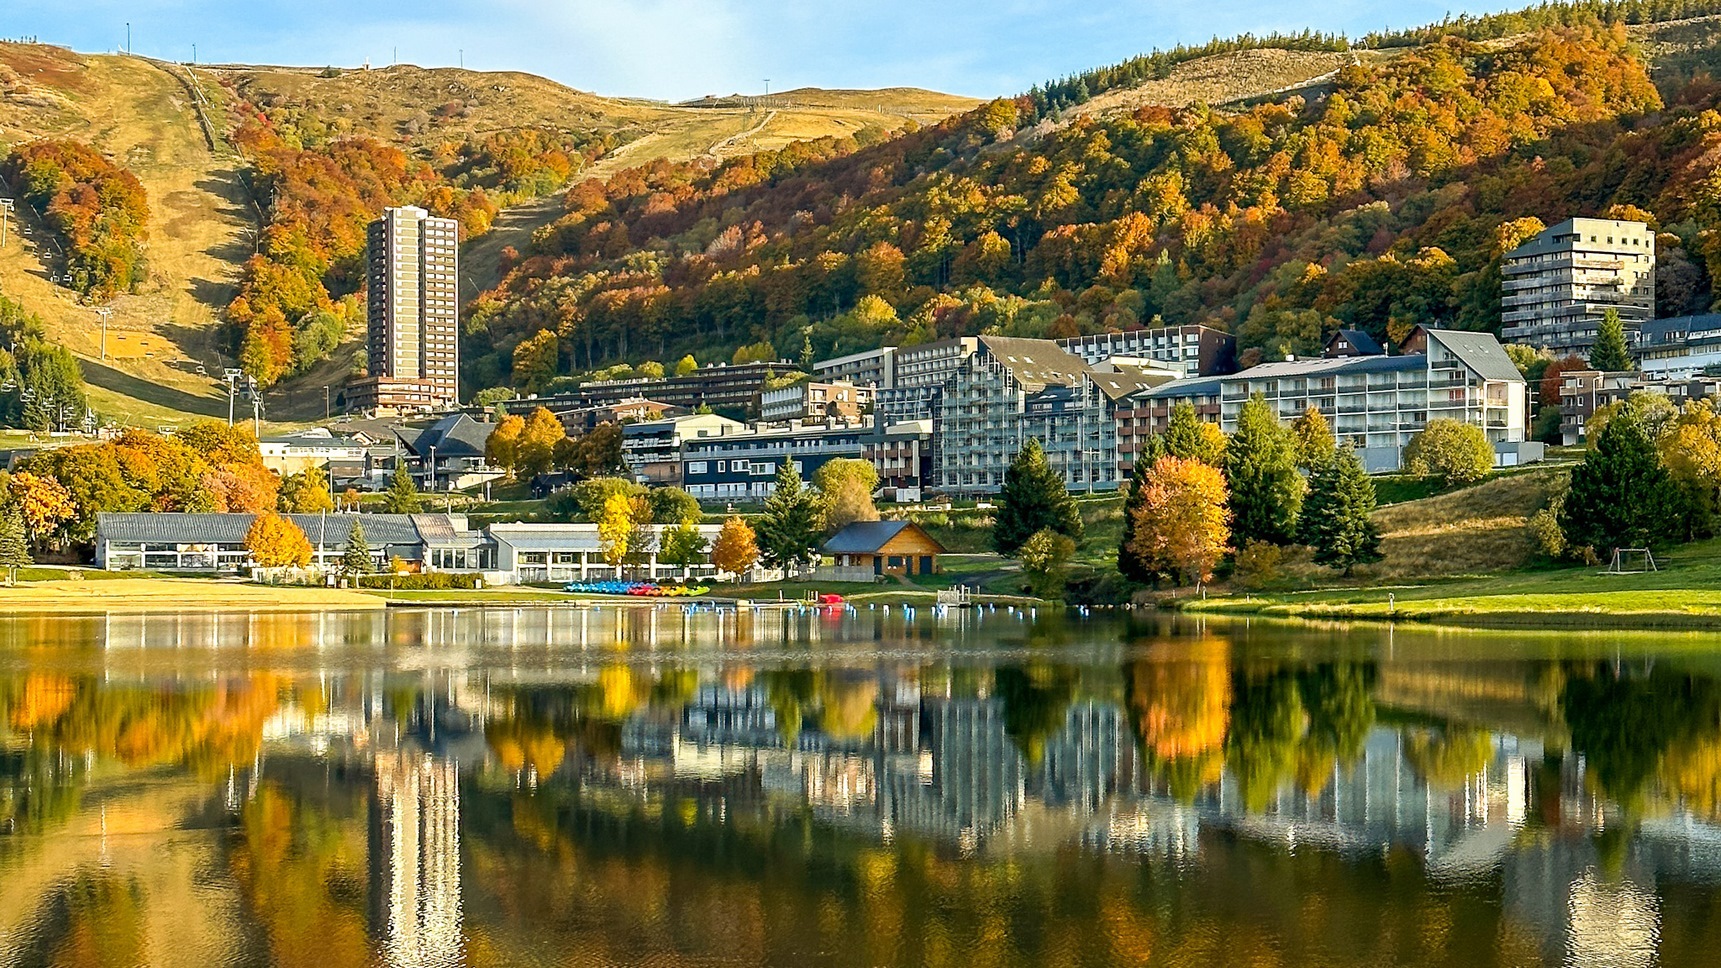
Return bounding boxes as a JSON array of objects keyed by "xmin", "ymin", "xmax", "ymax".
[
  {"xmin": 1501, "ymin": 217, "xmax": 1655, "ymax": 355},
  {"xmin": 759, "ymin": 380, "xmax": 874, "ymax": 422},
  {"xmin": 813, "ymin": 347, "xmax": 896, "ymax": 388},
  {"xmin": 353, "ymin": 206, "xmax": 461, "ymax": 410},
  {"xmin": 1634, "ymin": 312, "xmax": 1721, "ymax": 380},
  {"xmin": 1055, "ymin": 323, "xmax": 1237, "ymax": 377},
  {"xmin": 1557, "ymin": 369, "xmax": 1721, "ymax": 445},
  {"xmin": 933, "ymin": 336, "xmax": 1119, "ymax": 495},
  {"xmin": 620, "ymin": 413, "xmax": 746, "ymax": 485},
  {"xmin": 506, "ymin": 361, "xmax": 794, "ymax": 419},
  {"xmin": 873, "ymin": 338, "xmax": 979, "ymax": 422},
  {"xmin": 1135, "ymin": 328, "xmax": 1533, "ymax": 472},
  {"xmin": 863, "ymin": 419, "xmax": 933, "ymax": 501},
  {"xmin": 680, "ymin": 419, "xmax": 870, "ymax": 500}
]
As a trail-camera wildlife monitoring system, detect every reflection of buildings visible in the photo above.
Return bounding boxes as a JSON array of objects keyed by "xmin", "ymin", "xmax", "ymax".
[{"xmin": 371, "ymin": 751, "xmax": 463, "ymax": 968}]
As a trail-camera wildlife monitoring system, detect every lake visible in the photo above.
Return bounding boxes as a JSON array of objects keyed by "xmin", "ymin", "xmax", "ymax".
[{"xmin": 1, "ymin": 605, "xmax": 1717, "ymax": 967}]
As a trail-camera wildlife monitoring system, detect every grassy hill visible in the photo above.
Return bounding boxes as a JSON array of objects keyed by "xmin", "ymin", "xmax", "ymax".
[{"xmin": 0, "ymin": 43, "xmax": 977, "ymax": 426}]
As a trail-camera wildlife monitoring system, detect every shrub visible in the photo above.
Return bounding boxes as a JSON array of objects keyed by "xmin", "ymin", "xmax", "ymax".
[
  {"xmin": 1232, "ymin": 539, "xmax": 1285, "ymax": 590},
  {"xmin": 1403, "ymin": 419, "xmax": 1494, "ymax": 488},
  {"xmin": 356, "ymin": 572, "xmax": 483, "ymax": 590}
]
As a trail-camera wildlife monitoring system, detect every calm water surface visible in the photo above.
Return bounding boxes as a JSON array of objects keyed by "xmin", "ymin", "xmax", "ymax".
[{"xmin": 1, "ymin": 606, "xmax": 1718, "ymax": 967}]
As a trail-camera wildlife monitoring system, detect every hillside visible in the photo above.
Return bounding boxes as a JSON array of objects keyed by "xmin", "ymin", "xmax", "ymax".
[
  {"xmin": 0, "ymin": 44, "xmax": 977, "ymax": 424},
  {"xmin": 466, "ymin": 16, "xmax": 1721, "ymax": 392}
]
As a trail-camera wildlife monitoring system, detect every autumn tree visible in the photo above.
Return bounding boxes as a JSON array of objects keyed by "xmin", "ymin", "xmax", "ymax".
[
  {"xmin": 278, "ymin": 465, "xmax": 334, "ymax": 513},
  {"xmin": 660, "ymin": 519, "xmax": 708, "ymax": 578},
  {"xmin": 383, "ymin": 468, "xmax": 423, "ymax": 513},
  {"xmin": 245, "ymin": 512, "xmax": 314, "ymax": 569},
  {"xmin": 516, "ymin": 407, "xmax": 568, "ymax": 478},
  {"xmin": 597, "ymin": 490, "xmax": 635, "ymax": 570},
  {"xmin": 674, "ymin": 354, "xmax": 699, "ymax": 376},
  {"xmin": 757, "ymin": 460, "xmax": 822, "ymax": 572},
  {"xmin": 995, "ymin": 439, "xmax": 1082, "ymax": 555},
  {"xmin": 710, "ymin": 516, "xmax": 760, "ymax": 577},
  {"xmin": 556, "ymin": 421, "xmax": 624, "ymax": 478},
  {"xmin": 4, "ymin": 470, "xmax": 74, "ymax": 549},
  {"xmin": 1298, "ymin": 448, "xmax": 1382, "ymax": 576},
  {"xmin": 1661, "ymin": 399, "xmax": 1721, "ymax": 536},
  {"xmin": 1403, "ymin": 419, "xmax": 1493, "ymax": 487},
  {"xmin": 341, "ymin": 521, "xmax": 373, "ymax": 576},
  {"xmin": 1126, "ymin": 456, "xmax": 1231, "ymax": 586},
  {"xmin": 1589, "ymin": 308, "xmax": 1633, "ymax": 372},
  {"xmin": 813, "ymin": 458, "xmax": 879, "ymax": 532},
  {"xmin": 486, "ymin": 413, "xmax": 526, "ymax": 477},
  {"xmin": 1225, "ymin": 395, "xmax": 1303, "ymax": 546},
  {"xmin": 1291, "ymin": 406, "xmax": 1337, "ymax": 472}
]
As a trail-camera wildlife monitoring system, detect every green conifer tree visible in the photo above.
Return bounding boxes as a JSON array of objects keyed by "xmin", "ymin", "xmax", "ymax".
[
  {"xmin": 342, "ymin": 520, "xmax": 373, "ymax": 576},
  {"xmin": 1559, "ymin": 408, "xmax": 1677, "ymax": 555},
  {"xmin": 1589, "ymin": 308, "xmax": 1633, "ymax": 372},
  {"xmin": 757, "ymin": 460, "xmax": 822, "ymax": 571},
  {"xmin": 1225, "ymin": 394, "xmax": 1304, "ymax": 546},
  {"xmin": 994, "ymin": 438, "xmax": 1082, "ymax": 555},
  {"xmin": 1118, "ymin": 456, "xmax": 1154, "ymax": 584},
  {"xmin": 1299, "ymin": 448, "xmax": 1382, "ymax": 576},
  {"xmin": 0, "ymin": 503, "xmax": 32, "ymax": 580},
  {"xmin": 383, "ymin": 467, "xmax": 423, "ymax": 514}
]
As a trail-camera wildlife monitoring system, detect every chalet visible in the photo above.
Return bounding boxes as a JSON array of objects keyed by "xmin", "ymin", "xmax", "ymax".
[{"xmin": 821, "ymin": 521, "xmax": 945, "ymax": 579}]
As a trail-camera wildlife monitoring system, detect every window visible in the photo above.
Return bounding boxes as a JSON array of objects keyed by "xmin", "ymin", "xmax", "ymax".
[{"xmin": 687, "ymin": 461, "xmax": 708, "ymax": 475}]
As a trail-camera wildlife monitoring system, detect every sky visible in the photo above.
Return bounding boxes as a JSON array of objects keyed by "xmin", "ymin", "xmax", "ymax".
[{"xmin": 9, "ymin": 0, "xmax": 1530, "ymax": 101}]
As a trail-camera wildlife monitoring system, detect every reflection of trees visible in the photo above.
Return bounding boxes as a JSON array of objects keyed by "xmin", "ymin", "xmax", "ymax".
[
  {"xmin": 1404, "ymin": 727, "xmax": 1494, "ymax": 791},
  {"xmin": 1125, "ymin": 644, "xmax": 1231, "ymax": 802},
  {"xmin": 1562, "ymin": 662, "xmax": 1721, "ymax": 810},
  {"xmin": 9, "ymin": 872, "xmax": 147, "ymax": 966},
  {"xmin": 996, "ymin": 663, "xmax": 1076, "ymax": 765}
]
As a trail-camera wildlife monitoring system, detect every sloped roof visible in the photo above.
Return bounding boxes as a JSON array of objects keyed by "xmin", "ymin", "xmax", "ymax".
[
  {"xmin": 401, "ymin": 413, "xmax": 493, "ymax": 459},
  {"xmin": 96, "ymin": 513, "xmax": 447, "ymax": 550},
  {"xmin": 821, "ymin": 520, "xmax": 945, "ymax": 555},
  {"xmin": 1327, "ymin": 329, "xmax": 1384, "ymax": 355},
  {"xmin": 1638, "ymin": 313, "xmax": 1721, "ymax": 345},
  {"xmin": 1427, "ymin": 329, "xmax": 1525, "ymax": 383},
  {"xmin": 976, "ymin": 336, "xmax": 1091, "ymax": 391},
  {"xmin": 1090, "ymin": 371, "xmax": 1176, "ymax": 401}
]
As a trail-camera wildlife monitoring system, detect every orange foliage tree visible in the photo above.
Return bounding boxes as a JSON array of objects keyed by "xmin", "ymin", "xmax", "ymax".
[
  {"xmin": 245, "ymin": 512, "xmax": 314, "ymax": 568},
  {"xmin": 1, "ymin": 140, "xmax": 149, "ymax": 300},
  {"xmin": 1127, "ymin": 456, "xmax": 1231, "ymax": 585}
]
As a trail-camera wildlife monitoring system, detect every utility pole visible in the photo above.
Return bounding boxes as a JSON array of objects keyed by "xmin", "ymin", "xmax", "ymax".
[
  {"xmin": 323, "ymin": 385, "xmax": 330, "ymax": 420},
  {"xmin": 0, "ymin": 197, "xmax": 11, "ymax": 248},
  {"xmin": 125, "ymin": 23, "xmax": 130, "ymax": 55},
  {"xmin": 95, "ymin": 307, "xmax": 112, "ymax": 361},
  {"xmin": 192, "ymin": 43, "xmax": 196, "ymax": 65}
]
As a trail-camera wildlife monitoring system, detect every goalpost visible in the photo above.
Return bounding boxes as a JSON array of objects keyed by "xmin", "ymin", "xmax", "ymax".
[{"xmin": 1606, "ymin": 548, "xmax": 1658, "ymax": 574}]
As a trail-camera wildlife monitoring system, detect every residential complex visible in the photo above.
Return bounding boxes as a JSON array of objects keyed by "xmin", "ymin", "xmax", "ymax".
[
  {"xmin": 350, "ymin": 206, "xmax": 461, "ymax": 411},
  {"xmin": 1500, "ymin": 217, "xmax": 1655, "ymax": 355},
  {"xmin": 1634, "ymin": 312, "xmax": 1721, "ymax": 379},
  {"xmin": 1133, "ymin": 328, "xmax": 1534, "ymax": 472},
  {"xmin": 759, "ymin": 380, "xmax": 873, "ymax": 422},
  {"xmin": 1557, "ymin": 369, "xmax": 1721, "ymax": 445},
  {"xmin": 1055, "ymin": 324, "xmax": 1236, "ymax": 377},
  {"xmin": 503, "ymin": 361, "xmax": 792, "ymax": 419},
  {"xmin": 680, "ymin": 419, "xmax": 871, "ymax": 500}
]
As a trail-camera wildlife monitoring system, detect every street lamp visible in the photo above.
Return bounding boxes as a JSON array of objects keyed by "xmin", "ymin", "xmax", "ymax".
[{"xmin": 95, "ymin": 307, "xmax": 112, "ymax": 361}]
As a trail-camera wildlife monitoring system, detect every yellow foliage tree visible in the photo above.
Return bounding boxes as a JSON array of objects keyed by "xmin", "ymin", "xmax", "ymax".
[
  {"xmin": 1127, "ymin": 456, "xmax": 1231, "ymax": 585},
  {"xmin": 516, "ymin": 407, "xmax": 567, "ymax": 478},
  {"xmin": 245, "ymin": 512, "xmax": 314, "ymax": 568},
  {"xmin": 486, "ymin": 413, "xmax": 526, "ymax": 477},
  {"xmin": 710, "ymin": 515, "xmax": 759, "ymax": 577},
  {"xmin": 597, "ymin": 490, "xmax": 634, "ymax": 568},
  {"xmin": 6, "ymin": 470, "xmax": 74, "ymax": 545},
  {"xmin": 813, "ymin": 458, "xmax": 879, "ymax": 532}
]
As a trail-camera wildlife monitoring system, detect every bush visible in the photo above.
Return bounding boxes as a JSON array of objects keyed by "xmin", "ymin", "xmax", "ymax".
[
  {"xmin": 356, "ymin": 572, "xmax": 483, "ymax": 590},
  {"xmin": 1403, "ymin": 419, "xmax": 1494, "ymax": 488},
  {"xmin": 1232, "ymin": 539, "xmax": 1285, "ymax": 590}
]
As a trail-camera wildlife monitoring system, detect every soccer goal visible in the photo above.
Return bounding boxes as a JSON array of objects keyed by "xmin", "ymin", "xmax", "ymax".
[{"xmin": 1607, "ymin": 548, "xmax": 1658, "ymax": 574}]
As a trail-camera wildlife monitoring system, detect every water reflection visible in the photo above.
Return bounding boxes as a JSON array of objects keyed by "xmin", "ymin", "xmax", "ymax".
[{"xmin": 3, "ymin": 609, "xmax": 1721, "ymax": 965}]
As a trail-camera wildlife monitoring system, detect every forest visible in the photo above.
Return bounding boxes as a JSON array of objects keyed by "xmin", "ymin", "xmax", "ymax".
[
  {"xmin": 0, "ymin": 140, "xmax": 149, "ymax": 301},
  {"xmin": 222, "ymin": 88, "xmax": 623, "ymax": 386},
  {"xmin": 462, "ymin": 22, "xmax": 1721, "ymax": 392}
]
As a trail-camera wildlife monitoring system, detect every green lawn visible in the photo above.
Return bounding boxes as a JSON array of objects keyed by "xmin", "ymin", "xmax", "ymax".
[{"xmin": 1186, "ymin": 537, "xmax": 1721, "ymax": 628}]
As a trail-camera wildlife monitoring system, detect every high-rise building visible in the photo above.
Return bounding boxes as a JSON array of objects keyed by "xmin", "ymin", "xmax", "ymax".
[
  {"xmin": 349, "ymin": 206, "xmax": 460, "ymax": 411},
  {"xmin": 1500, "ymin": 217, "xmax": 1655, "ymax": 356}
]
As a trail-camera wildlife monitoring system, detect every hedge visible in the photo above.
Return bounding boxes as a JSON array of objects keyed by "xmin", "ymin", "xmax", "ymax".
[{"xmin": 356, "ymin": 572, "xmax": 484, "ymax": 590}]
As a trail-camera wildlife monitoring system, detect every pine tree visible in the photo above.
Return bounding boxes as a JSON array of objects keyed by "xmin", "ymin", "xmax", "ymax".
[
  {"xmin": 994, "ymin": 438, "xmax": 1082, "ymax": 555},
  {"xmin": 383, "ymin": 468, "xmax": 423, "ymax": 514},
  {"xmin": 1559, "ymin": 408, "xmax": 1678, "ymax": 555},
  {"xmin": 341, "ymin": 520, "xmax": 373, "ymax": 576},
  {"xmin": 1589, "ymin": 308, "xmax": 1633, "ymax": 372},
  {"xmin": 1225, "ymin": 395, "xmax": 1304, "ymax": 546},
  {"xmin": 757, "ymin": 460, "xmax": 822, "ymax": 571},
  {"xmin": 0, "ymin": 503, "xmax": 32, "ymax": 579},
  {"xmin": 1117, "ymin": 456, "xmax": 1155, "ymax": 583},
  {"xmin": 1299, "ymin": 448, "xmax": 1382, "ymax": 576}
]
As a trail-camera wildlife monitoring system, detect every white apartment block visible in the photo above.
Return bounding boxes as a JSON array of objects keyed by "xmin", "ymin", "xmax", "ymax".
[
  {"xmin": 1501, "ymin": 217, "xmax": 1655, "ymax": 355},
  {"xmin": 813, "ymin": 347, "xmax": 896, "ymax": 388},
  {"xmin": 1635, "ymin": 312, "xmax": 1721, "ymax": 379},
  {"xmin": 1055, "ymin": 324, "xmax": 1236, "ymax": 377},
  {"xmin": 366, "ymin": 206, "xmax": 461, "ymax": 407},
  {"xmin": 1140, "ymin": 329, "xmax": 1534, "ymax": 472}
]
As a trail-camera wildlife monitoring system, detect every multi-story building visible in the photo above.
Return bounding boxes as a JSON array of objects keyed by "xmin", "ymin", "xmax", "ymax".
[
  {"xmin": 864, "ymin": 419, "xmax": 933, "ymax": 501},
  {"xmin": 1501, "ymin": 217, "xmax": 1655, "ymax": 355},
  {"xmin": 933, "ymin": 336, "xmax": 1119, "ymax": 495},
  {"xmin": 620, "ymin": 413, "xmax": 746, "ymax": 485},
  {"xmin": 1056, "ymin": 324, "xmax": 1237, "ymax": 377},
  {"xmin": 874, "ymin": 338, "xmax": 979, "ymax": 422},
  {"xmin": 1634, "ymin": 312, "xmax": 1721, "ymax": 379},
  {"xmin": 353, "ymin": 206, "xmax": 461, "ymax": 410},
  {"xmin": 759, "ymin": 380, "xmax": 874, "ymax": 422},
  {"xmin": 1557, "ymin": 368, "xmax": 1721, "ymax": 445},
  {"xmin": 813, "ymin": 347, "xmax": 896, "ymax": 388},
  {"xmin": 1135, "ymin": 328, "xmax": 1534, "ymax": 472},
  {"xmin": 680, "ymin": 419, "xmax": 870, "ymax": 500}
]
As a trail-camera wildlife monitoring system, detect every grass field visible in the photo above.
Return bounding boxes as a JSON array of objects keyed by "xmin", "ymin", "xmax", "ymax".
[{"xmin": 0, "ymin": 577, "xmax": 384, "ymax": 612}]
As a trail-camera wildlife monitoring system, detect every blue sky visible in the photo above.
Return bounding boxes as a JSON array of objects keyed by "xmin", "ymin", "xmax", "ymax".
[{"xmin": 11, "ymin": 0, "xmax": 1527, "ymax": 101}]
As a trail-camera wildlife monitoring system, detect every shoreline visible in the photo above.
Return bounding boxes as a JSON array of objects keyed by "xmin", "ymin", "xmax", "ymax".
[{"xmin": 1178, "ymin": 594, "xmax": 1721, "ymax": 632}]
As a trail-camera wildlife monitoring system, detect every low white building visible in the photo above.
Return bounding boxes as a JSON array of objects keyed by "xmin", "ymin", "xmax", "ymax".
[{"xmin": 487, "ymin": 522, "xmax": 729, "ymax": 583}]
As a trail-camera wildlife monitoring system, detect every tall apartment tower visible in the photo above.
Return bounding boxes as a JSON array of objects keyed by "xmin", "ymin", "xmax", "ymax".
[
  {"xmin": 355, "ymin": 206, "xmax": 460, "ymax": 411},
  {"xmin": 1500, "ymin": 217, "xmax": 1655, "ymax": 356}
]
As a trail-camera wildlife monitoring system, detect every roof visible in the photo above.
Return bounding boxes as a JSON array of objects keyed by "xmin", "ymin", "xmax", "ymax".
[
  {"xmin": 821, "ymin": 520, "xmax": 945, "ymax": 555},
  {"xmin": 1426, "ymin": 330, "xmax": 1526, "ymax": 383},
  {"xmin": 1327, "ymin": 329, "xmax": 1383, "ymax": 355},
  {"xmin": 1090, "ymin": 371, "xmax": 1176, "ymax": 401},
  {"xmin": 401, "ymin": 413, "xmax": 493, "ymax": 459},
  {"xmin": 976, "ymin": 336, "xmax": 1091, "ymax": 391},
  {"xmin": 96, "ymin": 513, "xmax": 454, "ymax": 549},
  {"xmin": 1143, "ymin": 376, "xmax": 1223, "ymax": 400},
  {"xmin": 1637, "ymin": 313, "xmax": 1721, "ymax": 345}
]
